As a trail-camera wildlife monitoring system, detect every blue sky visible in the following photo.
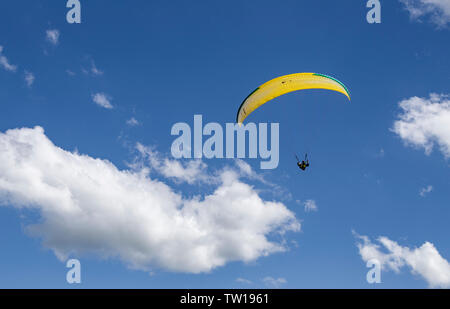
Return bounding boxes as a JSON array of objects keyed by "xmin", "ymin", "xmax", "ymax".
[{"xmin": 0, "ymin": 0, "xmax": 449, "ymax": 288}]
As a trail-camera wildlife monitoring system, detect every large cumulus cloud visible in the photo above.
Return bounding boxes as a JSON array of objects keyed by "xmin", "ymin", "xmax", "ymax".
[{"xmin": 0, "ymin": 127, "xmax": 300, "ymax": 273}]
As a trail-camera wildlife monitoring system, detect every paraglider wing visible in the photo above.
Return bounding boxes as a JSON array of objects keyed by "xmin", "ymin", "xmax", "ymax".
[{"xmin": 236, "ymin": 73, "xmax": 351, "ymax": 124}]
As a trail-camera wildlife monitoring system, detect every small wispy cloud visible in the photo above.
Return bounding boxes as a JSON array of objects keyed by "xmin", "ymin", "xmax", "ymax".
[
  {"xmin": 66, "ymin": 70, "xmax": 76, "ymax": 76},
  {"xmin": 419, "ymin": 185, "xmax": 433, "ymax": 197},
  {"xmin": 235, "ymin": 159, "xmax": 267, "ymax": 183},
  {"xmin": 46, "ymin": 29, "xmax": 60, "ymax": 45},
  {"xmin": 236, "ymin": 278, "xmax": 253, "ymax": 285},
  {"xmin": 92, "ymin": 93, "xmax": 113, "ymax": 109},
  {"xmin": 399, "ymin": 0, "xmax": 450, "ymax": 27},
  {"xmin": 81, "ymin": 58, "xmax": 104, "ymax": 76},
  {"xmin": 24, "ymin": 71, "xmax": 35, "ymax": 87},
  {"xmin": 377, "ymin": 148, "xmax": 385, "ymax": 158},
  {"xmin": 304, "ymin": 199, "xmax": 318, "ymax": 212},
  {"xmin": 0, "ymin": 46, "xmax": 17, "ymax": 72},
  {"xmin": 262, "ymin": 277, "xmax": 287, "ymax": 288},
  {"xmin": 126, "ymin": 117, "xmax": 140, "ymax": 126},
  {"xmin": 234, "ymin": 159, "xmax": 291, "ymax": 201},
  {"xmin": 90, "ymin": 60, "xmax": 103, "ymax": 76}
]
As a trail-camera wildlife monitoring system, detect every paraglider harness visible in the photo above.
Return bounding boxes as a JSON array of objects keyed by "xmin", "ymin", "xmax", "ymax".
[{"xmin": 296, "ymin": 154, "xmax": 309, "ymax": 171}]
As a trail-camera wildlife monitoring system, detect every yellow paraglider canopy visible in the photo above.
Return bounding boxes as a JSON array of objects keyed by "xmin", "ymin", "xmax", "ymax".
[{"xmin": 236, "ymin": 73, "xmax": 351, "ymax": 124}]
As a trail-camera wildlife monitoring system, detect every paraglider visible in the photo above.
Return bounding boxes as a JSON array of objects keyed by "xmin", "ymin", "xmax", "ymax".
[
  {"xmin": 236, "ymin": 73, "xmax": 350, "ymax": 172},
  {"xmin": 296, "ymin": 154, "xmax": 309, "ymax": 171},
  {"xmin": 236, "ymin": 73, "xmax": 351, "ymax": 124}
]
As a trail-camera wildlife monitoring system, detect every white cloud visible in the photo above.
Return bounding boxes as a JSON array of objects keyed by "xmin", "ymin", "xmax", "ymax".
[
  {"xmin": 399, "ymin": 0, "xmax": 450, "ymax": 27},
  {"xmin": 303, "ymin": 200, "xmax": 318, "ymax": 212},
  {"xmin": 135, "ymin": 143, "xmax": 211, "ymax": 184},
  {"xmin": 0, "ymin": 46, "xmax": 17, "ymax": 72},
  {"xmin": 161, "ymin": 159, "xmax": 209, "ymax": 184},
  {"xmin": 235, "ymin": 159, "xmax": 253, "ymax": 177},
  {"xmin": 66, "ymin": 70, "xmax": 76, "ymax": 76},
  {"xmin": 392, "ymin": 94, "xmax": 450, "ymax": 158},
  {"xmin": 90, "ymin": 61, "xmax": 103, "ymax": 76},
  {"xmin": 126, "ymin": 117, "xmax": 140, "ymax": 126},
  {"xmin": 234, "ymin": 160, "xmax": 292, "ymax": 202},
  {"xmin": 92, "ymin": 93, "xmax": 113, "ymax": 109},
  {"xmin": 0, "ymin": 127, "xmax": 300, "ymax": 273},
  {"xmin": 236, "ymin": 278, "xmax": 253, "ymax": 284},
  {"xmin": 235, "ymin": 159, "xmax": 267, "ymax": 183},
  {"xmin": 419, "ymin": 185, "xmax": 433, "ymax": 197},
  {"xmin": 81, "ymin": 59, "xmax": 104, "ymax": 77},
  {"xmin": 24, "ymin": 71, "xmax": 35, "ymax": 87},
  {"xmin": 46, "ymin": 29, "xmax": 60, "ymax": 45},
  {"xmin": 262, "ymin": 276, "xmax": 287, "ymax": 288},
  {"xmin": 355, "ymin": 232, "xmax": 450, "ymax": 288}
]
